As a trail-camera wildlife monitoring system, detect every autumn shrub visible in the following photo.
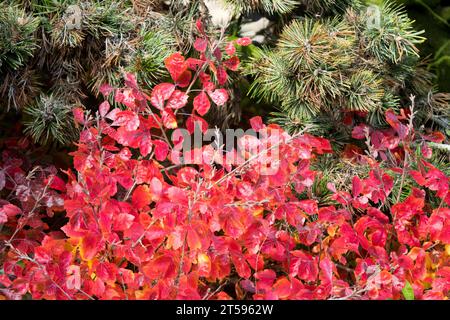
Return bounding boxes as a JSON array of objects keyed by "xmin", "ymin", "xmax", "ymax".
[{"xmin": 0, "ymin": 24, "xmax": 449, "ymax": 300}]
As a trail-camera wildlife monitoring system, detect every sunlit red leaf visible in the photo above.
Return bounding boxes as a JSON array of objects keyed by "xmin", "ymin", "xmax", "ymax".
[
  {"xmin": 165, "ymin": 52, "xmax": 188, "ymax": 82},
  {"xmin": 80, "ymin": 233, "xmax": 103, "ymax": 261},
  {"xmin": 166, "ymin": 90, "xmax": 188, "ymax": 110},
  {"xmin": 66, "ymin": 265, "xmax": 81, "ymax": 290},
  {"xmin": 197, "ymin": 253, "xmax": 211, "ymax": 277},
  {"xmin": 161, "ymin": 109, "xmax": 178, "ymax": 129},
  {"xmin": 111, "ymin": 110, "xmax": 140, "ymax": 131},
  {"xmin": 208, "ymin": 89, "xmax": 229, "ymax": 106},
  {"xmin": 150, "ymin": 83, "xmax": 176, "ymax": 110},
  {"xmin": 273, "ymin": 277, "xmax": 291, "ymax": 300},
  {"xmin": 99, "ymin": 101, "xmax": 110, "ymax": 118},
  {"xmin": 132, "ymin": 185, "xmax": 152, "ymax": 210}
]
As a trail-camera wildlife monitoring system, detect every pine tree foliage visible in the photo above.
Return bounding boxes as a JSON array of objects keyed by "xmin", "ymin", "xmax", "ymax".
[
  {"xmin": 223, "ymin": 0, "xmax": 299, "ymax": 15},
  {"xmin": 361, "ymin": 2, "xmax": 426, "ymax": 64},
  {"xmin": 301, "ymin": 0, "xmax": 358, "ymax": 14},
  {"xmin": 23, "ymin": 93, "xmax": 79, "ymax": 145},
  {"xmin": 223, "ymin": 0, "xmax": 359, "ymax": 15},
  {"xmin": 0, "ymin": 3, "xmax": 39, "ymax": 71},
  {"xmin": 0, "ymin": 0, "xmax": 181, "ymax": 144},
  {"xmin": 246, "ymin": 1, "xmax": 448, "ymax": 137},
  {"xmin": 0, "ymin": 66, "xmax": 41, "ymax": 111}
]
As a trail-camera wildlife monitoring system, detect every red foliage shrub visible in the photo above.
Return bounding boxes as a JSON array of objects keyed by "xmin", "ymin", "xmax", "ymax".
[{"xmin": 1, "ymin": 37, "xmax": 449, "ymax": 300}]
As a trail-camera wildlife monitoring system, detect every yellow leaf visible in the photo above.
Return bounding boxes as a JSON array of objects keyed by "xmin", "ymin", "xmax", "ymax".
[
  {"xmin": 197, "ymin": 253, "xmax": 211, "ymax": 277},
  {"xmin": 327, "ymin": 225, "xmax": 338, "ymax": 237},
  {"xmin": 253, "ymin": 207, "xmax": 264, "ymax": 218}
]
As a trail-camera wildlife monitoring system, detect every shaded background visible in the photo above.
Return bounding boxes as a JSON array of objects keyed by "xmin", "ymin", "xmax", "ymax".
[{"xmin": 393, "ymin": 0, "xmax": 450, "ymax": 91}]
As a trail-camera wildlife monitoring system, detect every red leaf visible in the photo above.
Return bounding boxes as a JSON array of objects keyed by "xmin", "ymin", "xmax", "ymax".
[
  {"xmin": 166, "ymin": 90, "xmax": 188, "ymax": 109},
  {"xmin": 0, "ymin": 204, "xmax": 22, "ymax": 218},
  {"xmin": 319, "ymin": 258, "xmax": 333, "ymax": 287},
  {"xmin": 186, "ymin": 115, "xmax": 208, "ymax": 134},
  {"xmin": 105, "ymin": 108, "xmax": 120, "ymax": 121},
  {"xmin": 72, "ymin": 107, "xmax": 85, "ymax": 125},
  {"xmin": 225, "ymin": 42, "xmax": 236, "ymax": 55},
  {"xmin": 150, "ymin": 83, "xmax": 176, "ymax": 110},
  {"xmin": 132, "ymin": 185, "xmax": 152, "ymax": 210},
  {"xmin": 208, "ymin": 89, "xmax": 229, "ymax": 106},
  {"xmin": 231, "ymin": 254, "xmax": 251, "ymax": 279},
  {"xmin": 149, "ymin": 177, "xmax": 163, "ymax": 202},
  {"xmin": 196, "ymin": 19, "xmax": 205, "ymax": 34},
  {"xmin": 187, "ymin": 227, "xmax": 202, "ymax": 251},
  {"xmin": 80, "ymin": 233, "xmax": 102, "ymax": 261},
  {"xmin": 111, "ymin": 110, "xmax": 140, "ymax": 131},
  {"xmin": 298, "ymin": 200, "xmax": 318, "ymax": 215},
  {"xmin": 202, "ymin": 81, "xmax": 215, "ymax": 92},
  {"xmin": 421, "ymin": 143, "xmax": 432, "ymax": 159},
  {"xmin": 273, "ymin": 277, "xmax": 291, "ymax": 299},
  {"xmin": 255, "ymin": 269, "xmax": 276, "ymax": 290},
  {"xmin": 115, "ymin": 88, "xmax": 136, "ymax": 108},
  {"xmin": 194, "ymin": 38, "xmax": 208, "ymax": 52},
  {"xmin": 193, "ymin": 92, "xmax": 211, "ymax": 116},
  {"xmin": 96, "ymin": 262, "xmax": 117, "ymax": 283},
  {"xmin": 165, "ymin": 52, "xmax": 188, "ymax": 82},
  {"xmin": 250, "ymin": 116, "xmax": 264, "ymax": 132},
  {"xmin": 217, "ymin": 66, "xmax": 228, "ymax": 85},
  {"xmin": 236, "ymin": 37, "xmax": 252, "ymax": 46},
  {"xmin": 124, "ymin": 73, "xmax": 138, "ymax": 89},
  {"xmin": 99, "ymin": 101, "xmax": 110, "ymax": 118},
  {"xmin": 213, "ymin": 47, "xmax": 222, "ymax": 61},
  {"xmin": 161, "ymin": 109, "xmax": 178, "ymax": 129},
  {"xmin": 0, "ymin": 211, "xmax": 6, "ymax": 224},
  {"xmin": 186, "ymin": 58, "xmax": 205, "ymax": 71},
  {"xmin": 153, "ymin": 139, "xmax": 169, "ymax": 161},
  {"xmin": 66, "ymin": 265, "xmax": 81, "ymax": 290},
  {"xmin": 223, "ymin": 56, "xmax": 240, "ymax": 71},
  {"xmin": 176, "ymin": 70, "xmax": 192, "ymax": 88},
  {"xmin": 352, "ymin": 124, "xmax": 370, "ymax": 140},
  {"xmin": 429, "ymin": 208, "xmax": 450, "ymax": 243},
  {"xmin": 48, "ymin": 175, "xmax": 66, "ymax": 192},
  {"xmin": 112, "ymin": 213, "xmax": 135, "ymax": 231},
  {"xmin": 410, "ymin": 170, "xmax": 427, "ymax": 186},
  {"xmin": 289, "ymin": 250, "xmax": 318, "ymax": 282},
  {"xmin": 422, "ymin": 131, "xmax": 445, "ymax": 143},
  {"xmin": 386, "ymin": 109, "xmax": 408, "ymax": 139},
  {"xmin": 99, "ymin": 83, "xmax": 113, "ymax": 96},
  {"xmin": 139, "ymin": 135, "xmax": 153, "ymax": 157},
  {"xmin": 177, "ymin": 167, "xmax": 199, "ymax": 187},
  {"xmin": 352, "ymin": 176, "xmax": 362, "ymax": 197}
]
